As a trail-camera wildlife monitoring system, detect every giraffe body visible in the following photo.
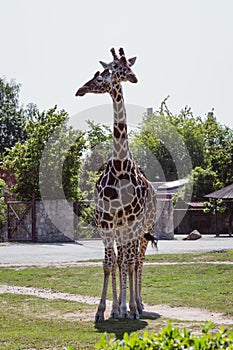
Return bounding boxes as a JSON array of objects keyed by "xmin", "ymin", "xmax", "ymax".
[{"xmin": 76, "ymin": 48, "xmax": 157, "ymax": 321}]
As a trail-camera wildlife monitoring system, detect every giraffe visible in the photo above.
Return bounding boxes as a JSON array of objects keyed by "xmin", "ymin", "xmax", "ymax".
[{"xmin": 76, "ymin": 48, "xmax": 157, "ymax": 320}]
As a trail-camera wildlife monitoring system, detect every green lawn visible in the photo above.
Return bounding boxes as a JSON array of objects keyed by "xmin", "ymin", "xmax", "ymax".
[
  {"xmin": 0, "ymin": 294, "xmax": 97, "ymax": 349},
  {"xmin": 145, "ymin": 249, "xmax": 233, "ymax": 263},
  {"xmin": 0, "ymin": 250, "xmax": 232, "ymax": 349}
]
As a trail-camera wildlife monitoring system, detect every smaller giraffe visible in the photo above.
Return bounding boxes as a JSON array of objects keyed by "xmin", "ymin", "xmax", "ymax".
[
  {"xmin": 76, "ymin": 69, "xmax": 111, "ymax": 97},
  {"xmin": 76, "ymin": 50, "xmax": 157, "ymax": 318}
]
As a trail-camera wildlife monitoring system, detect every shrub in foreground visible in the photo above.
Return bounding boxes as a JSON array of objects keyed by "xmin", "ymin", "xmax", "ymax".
[{"xmin": 93, "ymin": 323, "xmax": 233, "ymax": 350}]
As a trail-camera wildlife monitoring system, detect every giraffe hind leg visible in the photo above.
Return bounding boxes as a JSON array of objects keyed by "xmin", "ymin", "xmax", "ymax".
[{"xmin": 119, "ymin": 241, "xmax": 139, "ymax": 320}]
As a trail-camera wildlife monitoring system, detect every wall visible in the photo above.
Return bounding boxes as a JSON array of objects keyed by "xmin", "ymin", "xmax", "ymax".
[
  {"xmin": 153, "ymin": 195, "xmax": 174, "ymax": 240},
  {"xmin": 5, "ymin": 197, "xmax": 175, "ymax": 242},
  {"xmin": 174, "ymin": 209, "xmax": 232, "ymax": 235},
  {"xmin": 36, "ymin": 200, "xmax": 75, "ymax": 242}
]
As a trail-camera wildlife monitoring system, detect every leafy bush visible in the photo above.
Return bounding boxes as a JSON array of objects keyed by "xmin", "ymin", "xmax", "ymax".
[
  {"xmin": 0, "ymin": 179, "xmax": 6, "ymax": 230},
  {"xmin": 0, "ymin": 198, "xmax": 6, "ymax": 230},
  {"xmin": 94, "ymin": 323, "xmax": 233, "ymax": 350}
]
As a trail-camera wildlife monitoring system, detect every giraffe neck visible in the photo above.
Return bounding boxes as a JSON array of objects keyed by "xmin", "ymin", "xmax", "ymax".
[{"xmin": 111, "ymin": 82, "xmax": 131, "ymax": 160}]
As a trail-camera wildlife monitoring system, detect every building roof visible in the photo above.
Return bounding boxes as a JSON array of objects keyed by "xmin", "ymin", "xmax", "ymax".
[
  {"xmin": 152, "ymin": 178, "xmax": 189, "ymax": 195},
  {"xmin": 186, "ymin": 202, "xmax": 204, "ymax": 208},
  {"xmin": 205, "ymin": 183, "xmax": 233, "ymax": 200}
]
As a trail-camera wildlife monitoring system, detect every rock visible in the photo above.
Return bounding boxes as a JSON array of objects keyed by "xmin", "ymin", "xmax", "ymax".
[{"xmin": 183, "ymin": 230, "xmax": 202, "ymax": 240}]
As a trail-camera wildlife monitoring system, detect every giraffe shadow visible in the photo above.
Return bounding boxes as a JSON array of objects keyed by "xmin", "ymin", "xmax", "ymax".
[
  {"xmin": 140, "ymin": 310, "xmax": 161, "ymax": 320},
  {"xmin": 94, "ymin": 312, "xmax": 160, "ymax": 339},
  {"xmin": 95, "ymin": 318, "xmax": 148, "ymax": 339}
]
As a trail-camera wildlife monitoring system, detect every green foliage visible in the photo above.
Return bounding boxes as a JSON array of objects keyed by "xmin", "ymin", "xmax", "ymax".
[
  {"xmin": 79, "ymin": 120, "xmax": 112, "ymax": 200},
  {"xmin": 0, "ymin": 78, "xmax": 31, "ymax": 160},
  {"xmin": 0, "ymin": 179, "xmax": 6, "ymax": 230},
  {"xmin": 130, "ymin": 100, "xmax": 205, "ymax": 182},
  {"xmin": 204, "ymin": 112, "xmax": 233, "ymax": 185},
  {"xmin": 131, "ymin": 99, "xmax": 233, "ymax": 199},
  {"xmin": 174, "ymin": 166, "xmax": 220, "ymax": 203},
  {"xmin": 3, "ymin": 106, "xmax": 86, "ymax": 200},
  {"xmin": 85, "ymin": 120, "xmax": 112, "ymax": 148},
  {"xmin": 0, "ymin": 198, "xmax": 6, "ymax": 230},
  {"xmin": 0, "ymin": 178, "xmax": 5, "ymax": 194},
  {"xmin": 95, "ymin": 323, "xmax": 233, "ymax": 349},
  {"xmin": 130, "ymin": 112, "xmax": 189, "ymax": 181},
  {"xmin": 76, "ymin": 200, "xmax": 98, "ymax": 239},
  {"xmin": 204, "ymin": 198, "xmax": 227, "ymax": 214},
  {"xmin": 75, "ymin": 121, "xmax": 112, "ymax": 237}
]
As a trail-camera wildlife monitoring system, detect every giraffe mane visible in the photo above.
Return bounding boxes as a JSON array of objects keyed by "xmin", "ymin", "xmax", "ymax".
[{"xmin": 93, "ymin": 71, "xmax": 100, "ymax": 79}]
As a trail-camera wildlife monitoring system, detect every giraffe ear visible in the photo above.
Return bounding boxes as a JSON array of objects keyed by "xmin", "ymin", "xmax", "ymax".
[
  {"xmin": 99, "ymin": 61, "xmax": 109, "ymax": 69},
  {"xmin": 128, "ymin": 57, "xmax": 137, "ymax": 66}
]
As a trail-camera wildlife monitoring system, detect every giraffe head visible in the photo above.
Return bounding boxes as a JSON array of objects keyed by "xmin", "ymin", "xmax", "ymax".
[
  {"xmin": 99, "ymin": 48, "xmax": 138, "ymax": 84},
  {"xmin": 75, "ymin": 69, "xmax": 111, "ymax": 97}
]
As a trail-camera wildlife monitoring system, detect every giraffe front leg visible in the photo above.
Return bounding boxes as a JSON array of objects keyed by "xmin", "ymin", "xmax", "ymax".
[
  {"xmin": 95, "ymin": 262, "xmax": 110, "ymax": 322},
  {"xmin": 117, "ymin": 245, "xmax": 123, "ymax": 306},
  {"xmin": 128, "ymin": 262, "xmax": 139, "ymax": 320},
  {"xmin": 110, "ymin": 252, "xmax": 120, "ymax": 319},
  {"xmin": 119, "ymin": 258, "xmax": 128, "ymax": 318},
  {"xmin": 95, "ymin": 245, "xmax": 113, "ymax": 322},
  {"xmin": 128, "ymin": 240, "xmax": 139, "ymax": 320},
  {"xmin": 134, "ymin": 239, "xmax": 142, "ymax": 314}
]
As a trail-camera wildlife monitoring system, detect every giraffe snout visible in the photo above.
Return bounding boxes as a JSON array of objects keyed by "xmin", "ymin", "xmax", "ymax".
[
  {"xmin": 75, "ymin": 87, "xmax": 88, "ymax": 97},
  {"xmin": 127, "ymin": 74, "xmax": 138, "ymax": 83}
]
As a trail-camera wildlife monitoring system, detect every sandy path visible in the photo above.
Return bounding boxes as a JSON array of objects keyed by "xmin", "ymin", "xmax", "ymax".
[
  {"xmin": 0, "ymin": 284, "xmax": 232, "ymax": 325},
  {"xmin": 1, "ymin": 261, "xmax": 233, "ymax": 269}
]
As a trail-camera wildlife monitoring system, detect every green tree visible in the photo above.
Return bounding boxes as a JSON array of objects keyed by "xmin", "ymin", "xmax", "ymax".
[
  {"xmin": 175, "ymin": 166, "xmax": 220, "ymax": 204},
  {"xmin": 168, "ymin": 105, "xmax": 206, "ymax": 169},
  {"xmin": 3, "ymin": 106, "xmax": 86, "ymax": 201},
  {"xmin": 0, "ymin": 78, "xmax": 29, "ymax": 159},
  {"xmin": 0, "ymin": 179, "xmax": 6, "ymax": 230},
  {"xmin": 79, "ymin": 120, "xmax": 112, "ymax": 199},
  {"xmin": 131, "ymin": 102, "xmax": 195, "ymax": 181},
  {"xmin": 131, "ymin": 99, "xmax": 233, "ymax": 196},
  {"xmin": 203, "ymin": 111, "xmax": 233, "ymax": 185}
]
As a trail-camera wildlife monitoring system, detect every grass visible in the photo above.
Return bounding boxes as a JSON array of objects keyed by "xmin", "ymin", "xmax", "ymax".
[
  {"xmin": 145, "ymin": 249, "xmax": 233, "ymax": 263},
  {"xmin": 142, "ymin": 264, "xmax": 233, "ymax": 315},
  {"xmin": 0, "ymin": 294, "xmax": 98, "ymax": 349},
  {"xmin": 0, "ymin": 250, "xmax": 232, "ymax": 349},
  {"xmin": 0, "ymin": 294, "xmax": 166, "ymax": 349}
]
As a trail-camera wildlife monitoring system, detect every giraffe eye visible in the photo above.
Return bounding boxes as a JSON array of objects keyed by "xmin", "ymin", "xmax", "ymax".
[{"xmin": 112, "ymin": 63, "xmax": 118, "ymax": 69}]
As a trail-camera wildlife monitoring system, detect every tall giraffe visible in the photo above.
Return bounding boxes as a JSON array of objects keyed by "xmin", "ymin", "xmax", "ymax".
[
  {"xmin": 76, "ymin": 48, "xmax": 157, "ymax": 320},
  {"xmin": 76, "ymin": 67, "xmax": 158, "ymax": 313}
]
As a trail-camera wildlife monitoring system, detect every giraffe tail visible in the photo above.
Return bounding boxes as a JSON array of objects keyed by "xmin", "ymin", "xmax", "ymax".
[{"xmin": 144, "ymin": 232, "xmax": 158, "ymax": 249}]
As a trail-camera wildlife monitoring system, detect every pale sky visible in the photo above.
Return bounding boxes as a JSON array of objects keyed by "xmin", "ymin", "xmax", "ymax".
[{"xmin": 1, "ymin": 0, "xmax": 233, "ymax": 130}]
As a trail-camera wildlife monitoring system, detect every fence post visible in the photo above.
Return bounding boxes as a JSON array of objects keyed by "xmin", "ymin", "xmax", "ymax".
[
  {"xmin": 73, "ymin": 201, "xmax": 79, "ymax": 239},
  {"xmin": 32, "ymin": 194, "xmax": 36, "ymax": 242},
  {"xmin": 7, "ymin": 202, "xmax": 11, "ymax": 241}
]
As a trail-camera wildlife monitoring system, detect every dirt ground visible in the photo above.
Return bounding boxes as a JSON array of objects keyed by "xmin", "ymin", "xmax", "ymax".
[{"xmin": 0, "ymin": 283, "xmax": 232, "ymax": 325}]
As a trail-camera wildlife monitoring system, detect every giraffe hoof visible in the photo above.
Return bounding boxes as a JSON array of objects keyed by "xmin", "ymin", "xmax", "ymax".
[
  {"xmin": 129, "ymin": 312, "xmax": 140, "ymax": 320},
  {"xmin": 137, "ymin": 304, "xmax": 144, "ymax": 314},
  {"xmin": 95, "ymin": 313, "xmax": 105, "ymax": 323},
  {"xmin": 110, "ymin": 311, "xmax": 120, "ymax": 319},
  {"xmin": 119, "ymin": 312, "xmax": 129, "ymax": 319}
]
